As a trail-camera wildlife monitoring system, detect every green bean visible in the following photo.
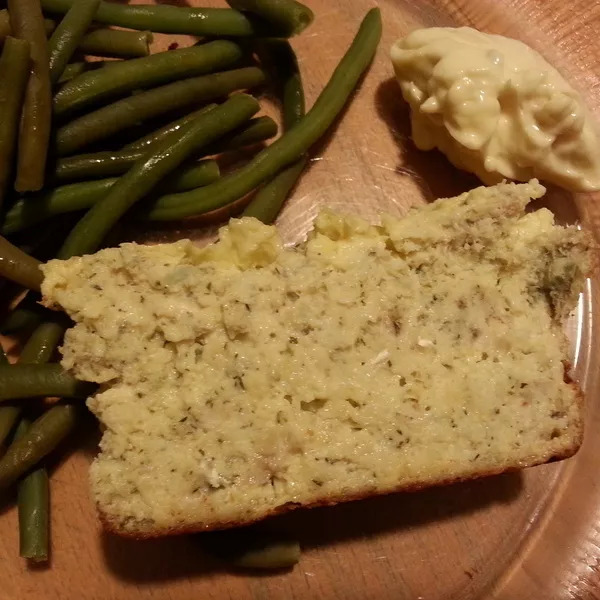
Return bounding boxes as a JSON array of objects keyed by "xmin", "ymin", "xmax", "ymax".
[
  {"xmin": 58, "ymin": 60, "xmax": 86, "ymax": 84},
  {"xmin": 40, "ymin": 0, "xmax": 282, "ymax": 37},
  {"xmin": 0, "ymin": 10, "xmax": 55, "ymax": 43},
  {"xmin": 20, "ymin": 321, "xmax": 65, "ymax": 365},
  {"xmin": 48, "ymin": 0, "xmax": 100, "ymax": 84},
  {"xmin": 234, "ymin": 540, "xmax": 300, "ymax": 569},
  {"xmin": 18, "ymin": 457, "xmax": 49, "ymax": 560},
  {"xmin": 145, "ymin": 8, "xmax": 382, "ymax": 222},
  {"xmin": 14, "ymin": 419, "xmax": 50, "ymax": 562},
  {"xmin": 243, "ymin": 40, "xmax": 305, "ymax": 223},
  {"xmin": 1, "ymin": 12, "xmax": 150, "ymax": 58},
  {"xmin": 0, "ymin": 316, "xmax": 66, "ymax": 447},
  {"xmin": 56, "ymin": 152, "xmax": 150, "ymax": 181},
  {"xmin": 3, "ymin": 161, "xmax": 220, "ymax": 234},
  {"xmin": 0, "ymin": 346, "xmax": 19, "ymax": 450},
  {"xmin": 156, "ymin": 161, "xmax": 220, "ymax": 194},
  {"xmin": 207, "ymin": 529, "xmax": 300, "ymax": 569},
  {"xmin": 0, "ymin": 236, "xmax": 43, "ymax": 291},
  {"xmin": 0, "ymin": 406, "xmax": 20, "ymax": 449},
  {"xmin": 57, "ymin": 115, "xmax": 274, "ymax": 182},
  {"xmin": 242, "ymin": 158, "xmax": 307, "ymax": 223},
  {"xmin": 58, "ymin": 94, "xmax": 259, "ymax": 259},
  {"xmin": 0, "ymin": 404, "xmax": 78, "ymax": 489},
  {"xmin": 8, "ymin": 0, "xmax": 53, "ymax": 192},
  {"xmin": 79, "ymin": 28, "xmax": 152, "ymax": 58},
  {"xmin": 56, "ymin": 66, "xmax": 265, "ymax": 155},
  {"xmin": 226, "ymin": 0, "xmax": 313, "ymax": 37},
  {"xmin": 54, "ymin": 41, "xmax": 244, "ymax": 118},
  {"xmin": 0, "ymin": 37, "xmax": 30, "ymax": 209},
  {"xmin": 206, "ymin": 116, "xmax": 278, "ymax": 155},
  {"xmin": 0, "ymin": 364, "xmax": 94, "ymax": 402},
  {"xmin": 123, "ymin": 105, "xmax": 218, "ymax": 153},
  {"xmin": 0, "ymin": 302, "xmax": 46, "ymax": 335}
]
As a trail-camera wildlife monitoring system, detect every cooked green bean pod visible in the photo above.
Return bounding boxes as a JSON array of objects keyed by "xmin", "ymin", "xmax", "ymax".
[
  {"xmin": 57, "ymin": 115, "xmax": 274, "ymax": 181},
  {"xmin": 0, "ymin": 10, "xmax": 56, "ymax": 42},
  {"xmin": 3, "ymin": 161, "xmax": 220, "ymax": 234},
  {"xmin": 1, "ymin": 12, "xmax": 150, "ymax": 58},
  {"xmin": 8, "ymin": 0, "xmax": 53, "ymax": 192},
  {"xmin": 145, "ymin": 8, "xmax": 382, "ymax": 221},
  {"xmin": 0, "ymin": 405, "xmax": 20, "ymax": 450},
  {"xmin": 0, "ymin": 364, "xmax": 94, "ymax": 402},
  {"xmin": 0, "ymin": 347, "xmax": 19, "ymax": 450},
  {"xmin": 54, "ymin": 41, "xmax": 244, "ymax": 117},
  {"xmin": 20, "ymin": 321, "xmax": 65, "ymax": 365},
  {"xmin": 0, "ymin": 316, "xmax": 66, "ymax": 449},
  {"xmin": 48, "ymin": 0, "xmax": 100, "ymax": 84},
  {"xmin": 207, "ymin": 529, "xmax": 301, "ymax": 569},
  {"xmin": 0, "ymin": 37, "xmax": 30, "ymax": 208},
  {"xmin": 41, "ymin": 0, "xmax": 279, "ymax": 37},
  {"xmin": 79, "ymin": 28, "xmax": 152, "ymax": 58},
  {"xmin": 243, "ymin": 40, "xmax": 306, "ymax": 223},
  {"xmin": 57, "ymin": 152, "xmax": 148, "ymax": 181},
  {"xmin": 0, "ymin": 10, "xmax": 55, "ymax": 42},
  {"xmin": 0, "ymin": 404, "xmax": 78, "ymax": 489},
  {"xmin": 123, "ymin": 105, "xmax": 218, "ymax": 152},
  {"xmin": 0, "ymin": 236, "xmax": 43, "ymax": 291},
  {"xmin": 0, "ymin": 300, "xmax": 47, "ymax": 335},
  {"xmin": 14, "ymin": 419, "xmax": 50, "ymax": 562},
  {"xmin": 234, "ymin": 540, "xmax": 300, "ymax": 569},
  {"xmin": 56, "ymin": 66, "xmax": 265, "ymax": 155},
  {"xmin": 206, "ymin": 116, "xmax": 278, "ymax": 154},
  {"xmin": 226, "ymin": 0, "xmax": 313, "ymax": 37},
  {"xmin": 18, "ymin": 458, "xmax": 49, "ymax": 560},
  {"xmin": 243, "ymin": 158, "xmax": 306, "ymax": 223},
  {"xmin": 156, "ymin": 161, "xmax": 220, "ymax": 194},
  {"xmin": 58, "ymin": 94, "xmax": 259, "ymax": 259},
  {"xmin": 58, "ymin": 60, "xmax": 86, "ymax": 83}
]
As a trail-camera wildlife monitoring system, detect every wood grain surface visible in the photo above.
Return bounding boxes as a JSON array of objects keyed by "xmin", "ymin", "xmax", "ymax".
[{"xmin": 1, "ymin": 1, "xmax": 600, "ymax": 599}]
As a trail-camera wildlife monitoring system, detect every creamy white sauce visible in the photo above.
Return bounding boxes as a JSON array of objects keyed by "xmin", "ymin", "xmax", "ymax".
[{"xmin": 391, "ymin": 27, "xmax": 600, "ymax": 192}]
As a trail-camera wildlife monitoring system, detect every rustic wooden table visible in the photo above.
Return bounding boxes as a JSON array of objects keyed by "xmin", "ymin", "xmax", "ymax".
[{"xmin": 1, "ymin": 1, "xmax": 599, "ymax": 598}]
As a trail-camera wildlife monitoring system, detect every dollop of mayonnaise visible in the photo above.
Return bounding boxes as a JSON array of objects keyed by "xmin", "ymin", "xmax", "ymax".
[{"xmin": 391, "ymin": 27, "xmax": 600, "ymax": 192}]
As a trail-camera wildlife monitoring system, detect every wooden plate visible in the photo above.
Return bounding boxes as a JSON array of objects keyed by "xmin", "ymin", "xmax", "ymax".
[{"xmin": 1, "ymin": 1, "xmax": 600, "ymax": 598}]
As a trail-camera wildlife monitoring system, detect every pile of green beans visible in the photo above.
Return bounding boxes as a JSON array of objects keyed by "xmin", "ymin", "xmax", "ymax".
[
  {"xmin": 145, "ymin": 8, "xmax": 382, "ymax": 220},
  {"xmin": 0, "ymin": 0, "xmax": 382, "ymax": 569},
  {"xmin": 54, "ymin": 41, "xmax": 246, "ymax": 116},
  {"xmin": 56, "ymin": 65, "xmax": 266, "ymax": 154}
]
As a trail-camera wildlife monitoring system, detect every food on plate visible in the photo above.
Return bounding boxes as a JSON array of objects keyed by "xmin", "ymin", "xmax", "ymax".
[
  {"xmin": 57, "ymin": 94, "xmax": 261, "ymax": 259},
  {"xmin": 0, "ymin": 36, "xmax": 29, "ymax": 208},
  {"xmin": 8, "ymin": 0, "xmax": 52, "ymax": 193},
  {"xmin": 2, "ymin": 161, "xmax": 221, "ymax": 235},
  {"xmin": 391, "ymin": 27, "xmax": 600, "ymax": 192},
  {"xmin": 0, "ymin": 1, "xmax": 380, "ymax": 563},
  {"xmin": 142, "ymin": 7, "xmax": 382, "ymax": 221},
  {"xmin": 41, "ymin": 0, "xmax": 297, "ymax": 38},
  {"xmin": 53, "ymin": 41, "xmax": 245, "ymax": 117},
  {"xmin": 0, "ymin": 235, "xmax": 44, "ymax": 291},
  {"xmin": 41, "ymin": 180, "xmax": 591, "ymax": 536},
  {"xmin": 0, "ymin": 404, "xmax": 78, "ymax": 490},
  {"xmin": 225, "ymin": 0, "xmax": 315, "ymax": 37},
  {"xmin": 243, "ymin": 39, "xmax": 306, "ymax": 223},
  {"xmin": 47, "ymin": 0, "xmax": 100, "ymax": 84},
  {"xmin": 15, "ymin": 418, "xmax": 49, "ymax": 563},
  {"xmin": 55, "ymin": 66, "xmax": 266, "ymax": 155}
]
